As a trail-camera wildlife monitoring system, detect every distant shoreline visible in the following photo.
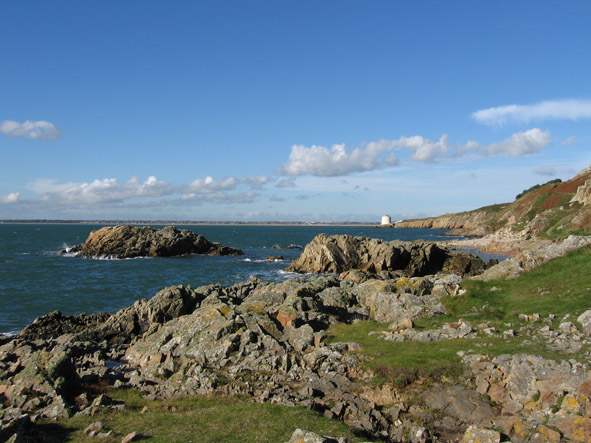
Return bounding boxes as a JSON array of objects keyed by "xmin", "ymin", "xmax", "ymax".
[{"xmin": 0, "ymin": 220, "xmax": 377, "ymax": 227}]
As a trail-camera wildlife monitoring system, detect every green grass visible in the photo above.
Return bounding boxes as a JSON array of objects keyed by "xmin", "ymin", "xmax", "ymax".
[
  {"xmin": 327, "ymin": 245, "xmax": 591, "ymax": 386},
  {"xmin": 36, "ymin": 390, "xmax": 372, "ymax": 442},
  {"xmin": 446, "ymin": 245, "xmax": 591, "ymax": 323}
]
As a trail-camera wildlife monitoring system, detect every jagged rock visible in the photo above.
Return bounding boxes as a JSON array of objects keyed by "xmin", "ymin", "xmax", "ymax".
[
  {"xmin": 464, "ymin": 353, "xmax": 591, "ymax": 440},
  {"xmin": 17, "ymin": 310, "xmax": 111, "ymax": 341},
  {"xmin": 68, "ymin": 225, "xmax": 243, "ymax": 258},
  {"xmin": 570, "ymin": 178, "xmax": 591, "ymax": 206},
  {"xmin": 98, "ymin": 284, "xmax": 206, "ymax": 341},
  {"xmin": 287, "ymin": 234, "xmax": 486, "ymax": 277},
  {"xmin": 352, "ymin": 278, "xmax": 446, "ymax": 323}
]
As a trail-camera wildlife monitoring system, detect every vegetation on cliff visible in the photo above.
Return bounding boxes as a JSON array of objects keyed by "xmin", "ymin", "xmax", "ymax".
[{"xmin": 395, "ymin": 167, "xmax": 591, "ymax": 239}]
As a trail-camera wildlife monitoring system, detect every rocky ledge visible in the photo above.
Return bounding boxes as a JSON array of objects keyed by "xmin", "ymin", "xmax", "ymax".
[
  {"xmin": 287, "ymin": 234, "xmax": 492, "ymax": 277},
  {"xmin": 67, "ymin": 225, "xmax": 243, "ymax": 258}
]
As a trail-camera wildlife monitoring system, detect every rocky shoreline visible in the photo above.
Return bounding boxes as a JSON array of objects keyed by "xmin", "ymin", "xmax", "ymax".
[{"xmin": 2, "ymin": 234, "xmax": 591, "ymax": 441}]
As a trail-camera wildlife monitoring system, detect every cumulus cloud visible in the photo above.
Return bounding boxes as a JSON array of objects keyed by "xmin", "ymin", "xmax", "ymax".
[
  {"xmin": 29, "ymin": 176, "xmax": 171, "ymax": 205},
  {"xmin": 242, "ymin": 174, "xmax": 271, "ymax": 189},
  {"xmin": 277, "ymin": 139, "xmax": 397, "ymax": 177},
  {"xmin": 478, "ymin": 128, "xmax": 552, "ymax": 156},
  {"xmin": 18, "ymin": 173, "xmax": 272, "ymax": 210},
  {"xmin": 473, "ymin": 99, "xmax": 591, "ymax": 126},
  {"xmin": 278, "ymin": 130, "xmax": 552, "ymax": 177},
  {"xmin": 0, "ymin": 192, "xmax": 19, "ymax": 204},
  {"xmin": 0, "ymin": 120, "xmax": 63, "ymax": 140},
  {"xmin": 187, "ymin": 176, "xmax": 238, "ymax": 194},
  {"xmin": 394, "ymin": 135, "xmax": 450, "ymax": 162}
]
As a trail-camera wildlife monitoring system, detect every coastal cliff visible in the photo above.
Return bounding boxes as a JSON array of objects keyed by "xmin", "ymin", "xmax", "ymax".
[{"xmin": 395, "ymin": 166, "xmax": 591, "ymax": 241}]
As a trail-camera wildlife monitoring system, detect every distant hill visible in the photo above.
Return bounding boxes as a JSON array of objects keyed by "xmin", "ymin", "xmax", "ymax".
[{"xmin": 395, "ymin": 166, "xmax": 591, "ymax": 239}]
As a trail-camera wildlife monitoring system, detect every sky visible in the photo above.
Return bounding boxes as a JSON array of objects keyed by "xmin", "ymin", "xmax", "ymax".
[{"xmin": 2, "ymin": 1, "xmax": 591, "ymax": 222}]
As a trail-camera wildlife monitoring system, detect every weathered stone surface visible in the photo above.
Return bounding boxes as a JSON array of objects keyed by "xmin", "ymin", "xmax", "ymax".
[
  {"xmin": 68, "ymin": 225, "xmax": 242, "ymax": 258},
  {"xmin": 578, "ymin": 309, "xmax": 591, "ymax": 336},
  {"xmin": 352, "ymin": 278, "xmax": 446, "ymax": 323},
  {"xmin": 287, "ymin": 234, "xmax": 486, "ymax": 277},
  {"xmin": 460, "ymin": 425, "xmax": 500, "ymax": 443},
  {"xmin": 288, "ymin": 428, "xmax": 346, "ymax": 443},
  {"xmin": 423, "ymin": 385, "xmax": 494, "ymax": 426},
  {"xmin": 464, "ymin": 353, "xmax": 591, "ymax": 441},
  {"xmin": 570, "ymin": 178, "xmax": 591, "ymax": 206}
]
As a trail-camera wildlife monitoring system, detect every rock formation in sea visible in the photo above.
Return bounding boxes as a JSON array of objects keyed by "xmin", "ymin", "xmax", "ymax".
[
  {"xmin": 286, "ymin": 234, "xmax": 488, "ymax": 277},
  {"xmin": 67, "ymin": 225, "xmax": 243, "ymax": 258}
]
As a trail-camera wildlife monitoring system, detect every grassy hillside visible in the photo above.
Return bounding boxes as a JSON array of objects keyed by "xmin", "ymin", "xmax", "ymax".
[{"xmin": 396, "ymin": 167, "xmax": 591, "ymax": 238}]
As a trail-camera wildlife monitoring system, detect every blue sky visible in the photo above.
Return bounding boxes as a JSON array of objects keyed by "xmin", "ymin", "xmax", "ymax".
[{"xmin": 1, "ymin": 1, "xmax": 590, "ymax": 222}]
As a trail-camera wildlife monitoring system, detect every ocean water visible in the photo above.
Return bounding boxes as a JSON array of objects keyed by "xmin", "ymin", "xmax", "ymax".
[{"xmin": 0, "ymin": 223, "xmax": 463, "ymax": 334}]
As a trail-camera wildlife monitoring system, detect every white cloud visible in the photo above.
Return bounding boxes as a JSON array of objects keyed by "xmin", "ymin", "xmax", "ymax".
[
  {"xmin": 278, "ymin": 130, "xmax": 551, "ymax": 177},
  {"xmin": 473, "ymin": 99, "xmax": 591, "ymax": 126},
  {"xmin": 561, "ymin": 135, "xmax": 578, "ymax": 146},
  {"xmin": 394, "ymin": 134, "xmax": 450, "ymax": 162},
  {"xmin": 0, "ymin": 120, "xmax": 63, "ymax": 140},
  {"xmin": 29, "ymin": 176, "xmax": 171, "ymax": 205},
  {"xmin": 0, "ymin": 192, "xmax": 19, "ymax": 203},
  {"xmin": 242, "ymin": 174, "xmax": 271, "ymax": 189},
  {"xmin": 277, "ymin": 139, "xmax": 397, "ymax": 177},
  {"xmin": 187, "ymin": 176, "xmax": 238, "ymax": 194},
  {"xmin": 19, "ymin": 173, "xmax": 272, "ymax": 210},
  {"xmin": 479, "ymin": 128, "xmax": 552, "ymax": 156}
]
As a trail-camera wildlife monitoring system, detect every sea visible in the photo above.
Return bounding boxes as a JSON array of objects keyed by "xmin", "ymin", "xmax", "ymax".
[{"xmin": 0, "ymin": 223, "xmax": 493, "ymax": 335}]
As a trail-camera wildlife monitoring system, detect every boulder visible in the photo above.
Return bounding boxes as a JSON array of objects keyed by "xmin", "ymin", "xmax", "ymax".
[
  {"xmin": 288, "ymin": 428, "xmax": 346, "ymax": 442},
  {"xmin": 287, "ymin": 234, "xmax": 486, "ymax": 277},
  {"xmin": 68, "ymin": 225, "xmax": 242, "ymax": 258},
  {"xmin": 577, "ymin": 310, "xmax": 591, "ymax": 336}
]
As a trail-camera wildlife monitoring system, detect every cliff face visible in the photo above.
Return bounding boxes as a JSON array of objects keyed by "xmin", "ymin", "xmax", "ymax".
[{"xmin": 395, "ymin": 166, "xmax": 591, "ymax": 239}]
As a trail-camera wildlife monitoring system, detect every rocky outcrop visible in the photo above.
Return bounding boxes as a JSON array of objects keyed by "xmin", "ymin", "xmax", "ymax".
[
  {"xmin": 464, "ymin": 353, "xmax": 591, "ymax": 442},
  {"xmin": 4, "ymin": 231, "xmax": 591, "ymax": 441},
  {"xmin": 67, "ymin": 225, "xmax": 243, "ymax": 259},
  {"xmin": 286, "ymin": 234, "xmax": 487, "ymax": 277},
  {"xmin": 0, "ymin": 271, "xmax": 468, "ymax": 441},
  {"xmin": 570, "ymin": 178, "xmax": 591, "ymax": 206}
]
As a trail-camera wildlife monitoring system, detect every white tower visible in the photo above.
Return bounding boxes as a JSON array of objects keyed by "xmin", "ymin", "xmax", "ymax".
[{"xmin": 381, "ymin": 215, "xmax": 392, "ymax": 225}]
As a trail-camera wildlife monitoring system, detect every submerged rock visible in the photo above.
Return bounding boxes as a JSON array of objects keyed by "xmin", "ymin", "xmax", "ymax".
[
  {"xmin": 287, "ymin": 234, "xmax": 486, "ymax": 277},
  {"xmin": 67, "ymin": 225, "xmax": 243, "ymax": 259}
]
